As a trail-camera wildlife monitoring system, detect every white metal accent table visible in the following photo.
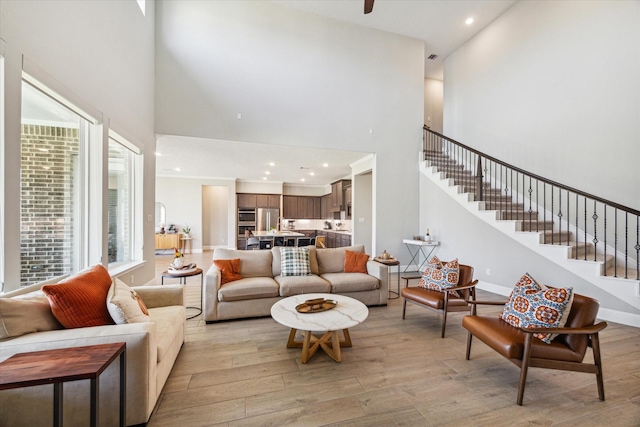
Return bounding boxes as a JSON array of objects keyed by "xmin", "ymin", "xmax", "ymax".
[
  {"xmin": 402, "ymin": 239, "xmax": 439, "ymax": 272},
  {"xmin": 271, "ymin": 293, "xmax": 368, "ymax": 363}
]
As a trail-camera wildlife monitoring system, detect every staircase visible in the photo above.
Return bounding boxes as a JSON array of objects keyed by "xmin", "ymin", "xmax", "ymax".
[{"xmin": 421, "ymin": 128, "xmax": 640, "ymax": 311}]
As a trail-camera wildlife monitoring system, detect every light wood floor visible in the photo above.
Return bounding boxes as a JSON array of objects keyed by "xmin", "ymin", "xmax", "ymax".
[{"xmin": 146, "ymin": 251, "xmax": 640, "ymax": 427}]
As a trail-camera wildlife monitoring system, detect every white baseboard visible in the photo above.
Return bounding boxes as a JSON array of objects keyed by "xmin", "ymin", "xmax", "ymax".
[{"xmin": 476, "ymin": 281, "xmax": 640, "ymax": 328}]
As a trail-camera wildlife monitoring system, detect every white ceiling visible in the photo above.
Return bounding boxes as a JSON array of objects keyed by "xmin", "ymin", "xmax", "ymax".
[
  {"xmin": 158, "ymin": 0, "xmax": 516, "ymax": 186},
  {"xmin": 156, "ymin": 135, "xmax": 367, "ymax": 186}
]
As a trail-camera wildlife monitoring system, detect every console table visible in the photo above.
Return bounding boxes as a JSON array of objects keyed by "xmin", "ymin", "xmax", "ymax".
[
  {"xmin": 0, "ymin": 342, "xmax": 126, "ymax": 427},
  {"xmin": 402, "ymin": 239, "xmax": 439, "ymax": 273}
]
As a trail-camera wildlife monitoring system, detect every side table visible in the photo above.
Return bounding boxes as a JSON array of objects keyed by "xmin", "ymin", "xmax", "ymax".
[
  {"xmin": 181, "ymin": 236, "xmax": 193, "ymax": 254},
  {"xmin": 162, "ymin": 267, "xmax": 203, "ymax": 319},
  {"xmin": 0, "ymin": 342, "xmax": 126, "ymax": 427},
  {"xmin": 374, "ymin": 257, "xmax": 401, "ymax": 299},
  {"xmin": 402, "ymin": 239, "xmax": 439, "ymax": 273}
]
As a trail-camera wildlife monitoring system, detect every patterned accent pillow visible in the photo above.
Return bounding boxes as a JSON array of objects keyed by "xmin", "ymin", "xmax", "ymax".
[
  {"xmin": 500, "ymin": 273, "xmax": 574, "ymax": 344},
  {"xmin": 280, "ymin": 247, "xmax": 312, "ymax": 277},
  {"xmin": 418, "ymin": 257, "xmax": 460, "ymax": 297}
]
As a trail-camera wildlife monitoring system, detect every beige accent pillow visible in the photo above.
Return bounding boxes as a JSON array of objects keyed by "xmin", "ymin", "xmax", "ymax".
[
  {"xmin": 0, "ymin": 291, "xmax": 63, "ymax": 340},
  {"xmin": 106, "ymin": 278, "xmax": 150, "ymax": 324}
]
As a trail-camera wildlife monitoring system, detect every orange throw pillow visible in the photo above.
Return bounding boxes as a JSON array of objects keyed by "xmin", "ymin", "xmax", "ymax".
[
  {"xmin": 42, "ymin": 264, "xmax": 115, "ymax": 329},
  {"xmin": 214, "ymin": 259, "xmax": 243, "ymax": 284},
  {"xmin": 344, "ymin": 250, "xmax": 369, "ymax": 273}
]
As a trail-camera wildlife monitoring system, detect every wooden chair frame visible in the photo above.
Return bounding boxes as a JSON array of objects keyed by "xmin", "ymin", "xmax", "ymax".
[
  {"xmin": 465, "ymin": 299, "xmax": 607, "ymax": 405},
  {"xmin": 401, "ymin": 271, "xmax": 478, "ymax": 338}
]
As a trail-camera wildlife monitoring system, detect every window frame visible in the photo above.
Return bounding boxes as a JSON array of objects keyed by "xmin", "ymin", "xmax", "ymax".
[{"xmin": 107, "ymin": 130, "xmax": 143, "ymax": 271}]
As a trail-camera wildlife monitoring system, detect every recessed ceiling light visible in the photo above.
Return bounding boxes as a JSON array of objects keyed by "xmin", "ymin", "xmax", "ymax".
[
  {"xmin": 323, "ymin": 163, "xmax": 329, "ymax": 167},
  {"xmin": 265, "ymin": 171, "xmax": 271, "ymax": 175},
  {"xmin": 309, "ymin": 172, "xmax": 315, "ymax": 176},
  {"xmin": 174, "ymin": 167, "xmax": 181, "ymax": 171},
  {"xmin": 269, "ymin": 162, "xmax": 275, "ymax": 166},
  {"xmin": 300, "ymin": 178, "xmax": 305, "ymax": 182},
  {"xmin": 262, "ymin": 177, "xmax": 267, "ymax": 180},
  {"xmin": 465, "ymin": 17, "xmax": 474, "ymax": 25},
  {"xmin": 155, "ymin": 151, "xmax": 162, "ymax": 156}
]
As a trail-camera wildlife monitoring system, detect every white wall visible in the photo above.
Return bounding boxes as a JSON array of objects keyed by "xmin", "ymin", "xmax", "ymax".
[
  {"xmin": 424, "ymin": 78, "xmax": 443, "ymax": 133},
  {"xmin": 1, "ymin": 0, "xmax": 157, "ymax": 288},
  {"xmin": 155, "ymin": 0, "xmax": 424, "ymax": 261},
  {"xmin": 443, "ymin": 0, "xmax": 640, "ymax": 211},
  {"xmin": 157, "ymin": 177, "xmax": 237, "ymax": 252}
]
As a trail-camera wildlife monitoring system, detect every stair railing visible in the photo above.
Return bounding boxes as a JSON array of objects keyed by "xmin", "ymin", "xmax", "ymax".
[{"xmin": 423, "ymin": 126, "xmax": 640, "ymax": 280}]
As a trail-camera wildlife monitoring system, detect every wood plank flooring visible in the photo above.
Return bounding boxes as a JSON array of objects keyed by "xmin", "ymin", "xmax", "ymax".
[{"xmin": 146, "ymin": 251, "xmax": 640, "ymax": 426}]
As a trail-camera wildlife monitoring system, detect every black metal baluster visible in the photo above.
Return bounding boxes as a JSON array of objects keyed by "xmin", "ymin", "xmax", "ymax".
[
  {"xmin": 543, "ymin": 184, "xmax": 547, "ymax": 244},
  {"xmin": 614, "ymin": 209, "xmax": 618, "ymax": 276},
  {"xmin": 624, "ymin": 212, "xmax": 628, "ymax": 279},
  {"xmin": 566, "ymin": 190, "xmax": 570, "ymax": 246},
  {"xmin": 634, "ymin": 215, "xmax": 639, "ymax": 279},
  {"xmin": 593, "ymin": 201, "xmax": 598, "ymax": 262},
  {"xmin": 604, "ymin": 207, "xmax": 607, "ymax": 276},
  {"xmin": 551, "ymin": 185, "xmax": 555, "ymax": 245},
  {"xmin": 558, "ymin": 189, "xmax": 563, "ymax": 245},
  {"xmin": 528, "ymin": 177, "xmax": 533, "ymax": 232},
  {"xmin": 575, "ymin": 193, "xmax": 579, "ymax": 260},
  {"xmin": 584, "ymin": 197, "xmax": 588, "ymax": 261}
]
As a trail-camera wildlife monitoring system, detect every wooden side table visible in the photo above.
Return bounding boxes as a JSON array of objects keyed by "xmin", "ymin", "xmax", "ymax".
[{"xmin": 0, "ymin": 342, "xmax": 126, "ymax": 427}]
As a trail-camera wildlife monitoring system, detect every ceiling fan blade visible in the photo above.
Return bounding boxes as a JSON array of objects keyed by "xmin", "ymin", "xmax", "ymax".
[{"xmin": 364, "ymin": 0, "xmax": 374, "ymax": 14}]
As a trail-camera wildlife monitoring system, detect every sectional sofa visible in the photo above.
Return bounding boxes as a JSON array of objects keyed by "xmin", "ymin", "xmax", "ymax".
[{"xmin": 203, "ymin": 244, "xmax": 388, "ymax": 322}]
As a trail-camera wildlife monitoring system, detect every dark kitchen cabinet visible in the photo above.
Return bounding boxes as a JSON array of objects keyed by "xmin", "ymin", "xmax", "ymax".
[
  {"xmin": 237, "ymin": 194, "xmax": 257, "ymax": 208},
  {"xmin": 283, "ymin": 196, "xmax": 298, "ymax": 218},
  {"xmin": 284, "ymin": 196, "xmax": 321, "ymax": 219},
  {"xmin": 256, "ymin": 194, "xmax": 280, "ymax": 208}
]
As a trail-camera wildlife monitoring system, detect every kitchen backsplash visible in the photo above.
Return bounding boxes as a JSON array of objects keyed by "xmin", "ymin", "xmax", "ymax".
[{"xmin": 282, "ymin": 218, "xmax": 352, "ymax": 231}]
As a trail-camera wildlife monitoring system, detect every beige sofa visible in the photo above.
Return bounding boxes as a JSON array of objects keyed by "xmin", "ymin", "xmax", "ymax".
[
  {"xmin": 0, "ymin": 278, "xmax": 185, "ymax": 426},
  {"xmin": 204, "ymin": 245, "xmax": 388, "ymax": 322}
]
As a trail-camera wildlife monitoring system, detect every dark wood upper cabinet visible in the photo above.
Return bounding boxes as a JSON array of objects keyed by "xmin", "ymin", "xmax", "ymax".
[
  {"xmin": 237, "ymin": 194, "xmax": 257, "ymax": 208},
  {"xmin": 283, "ymin": 196, "xmax": 298, "ymax": 218},
  {"xmin": 256, "ymin": 194, "xmax": 280, "ymax": 208}
]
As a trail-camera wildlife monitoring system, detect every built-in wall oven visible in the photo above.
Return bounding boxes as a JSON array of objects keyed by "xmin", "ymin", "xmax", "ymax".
[
  {"xmin": 238, "ymin": 209, "xmax": 256, "ymax": 237},
  {"xmin": 238, "ymin": 209, "xmax": 256, "ymax": 223}
]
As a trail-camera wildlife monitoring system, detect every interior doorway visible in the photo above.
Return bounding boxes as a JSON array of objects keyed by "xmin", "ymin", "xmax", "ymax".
[
  {"xmin": 202, "ymin": 185, "xmax": 229, "ymax": 250},
  {"xmin": 353, "ymin": 171, "xmax": 373, "ymax": 254}
]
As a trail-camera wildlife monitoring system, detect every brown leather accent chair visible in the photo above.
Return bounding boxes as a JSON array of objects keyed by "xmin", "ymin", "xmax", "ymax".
[
  {"xmin": 462, "ymin": 293, "xmax": 607, "ymax": 405},
  {"xmin": 401, "ymin": 264, "xmax": 478, "ymax": 338}
]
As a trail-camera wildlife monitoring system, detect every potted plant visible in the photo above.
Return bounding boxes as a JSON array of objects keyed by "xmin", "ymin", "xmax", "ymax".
[{"xmin": 182, "ymin": 224, "xmax": 191, "ymax": 237}]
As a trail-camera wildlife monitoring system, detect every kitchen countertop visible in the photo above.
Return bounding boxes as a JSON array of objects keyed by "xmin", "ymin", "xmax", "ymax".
[
  {"xmin": 252, "ymin": 230, "xmax": 305, "ymax": 238},
  {"xmin": 319, "ymin": 229, "xmax": 351, "ymax": 235}
]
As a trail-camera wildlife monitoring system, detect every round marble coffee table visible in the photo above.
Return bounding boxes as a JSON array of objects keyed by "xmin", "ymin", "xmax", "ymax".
[{"xmin": 270, "ymin": 293, "xmax": 369, "ymax": 363}]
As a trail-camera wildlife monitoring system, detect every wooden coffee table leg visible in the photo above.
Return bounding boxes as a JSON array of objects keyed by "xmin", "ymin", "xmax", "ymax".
[
  {"xmin": 287, "ymin": 328, "xmax": 353, "ymax": 363},
  {"xmin": 286, "ymin": 328, "xmax": 299, "ymax": 348},
  {"xmin": 341, "ymin": 328, "xmax": 352, "ymax": 347}
]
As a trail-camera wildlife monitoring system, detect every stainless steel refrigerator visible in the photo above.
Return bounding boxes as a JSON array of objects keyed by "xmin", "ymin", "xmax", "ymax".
[{"xmin": 256, "ymin": 208, "xmax": 279, "ymax": 232}]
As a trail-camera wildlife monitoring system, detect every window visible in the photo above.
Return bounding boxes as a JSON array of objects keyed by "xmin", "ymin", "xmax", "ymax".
[
  {"xmin": 0, "ymin": 43, "xmax": 4, "ymax": 292},
  {"xmin": 20, "ymin": 78, "xmax": 96, "ymax": 286},
  {"xmin": 108, "ymin": 132, "xmax": 142, "ymax": 267}
]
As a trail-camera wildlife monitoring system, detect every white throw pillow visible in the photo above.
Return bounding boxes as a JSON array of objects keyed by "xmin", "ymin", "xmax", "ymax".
[{"xmin": 106, "ymin": 278, "xmax": 150, "ymax": 324}]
